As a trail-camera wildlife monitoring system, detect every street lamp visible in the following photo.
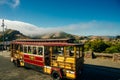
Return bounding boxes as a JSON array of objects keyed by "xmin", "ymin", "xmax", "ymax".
[{"xmin": 1, "ymin": 19, "xmax": 5, "ymax": 51}]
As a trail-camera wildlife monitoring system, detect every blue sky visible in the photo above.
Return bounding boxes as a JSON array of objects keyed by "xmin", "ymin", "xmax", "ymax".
[{"xmin": 0, "ymin": 0, "xmax": 120, "ymax": 36}]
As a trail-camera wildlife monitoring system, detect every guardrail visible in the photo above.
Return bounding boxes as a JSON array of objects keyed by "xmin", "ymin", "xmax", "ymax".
[
  {"xmin": 85, "ymin": 52, "xmax": 120, "ymax": 62},
  {"xmin": 113, "ymin": 53, "xmax": 120, "ymax": 62}
]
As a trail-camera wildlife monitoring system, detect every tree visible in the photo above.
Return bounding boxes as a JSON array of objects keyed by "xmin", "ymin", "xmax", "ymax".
[
  {"xmin": 84, "ymin": 38, "xmax": 120, "ymax": 53},
  {"xmin": 116, "ymin": 35, "xmax": 120, "ymax": 39},
  {"xmin": 105, "ymin": 41, "xmax": 120, "ymax": 53},
  {"xmin": 84, "ymin": 41, "xmax": 91, "ymax": 51},
  {"xmin": 90, "ymin": 40, "xmax": 109, "ymax": 53},
  {"xmin": 105, "ymin": 46, "xmax": 118, "ymax": 53}
]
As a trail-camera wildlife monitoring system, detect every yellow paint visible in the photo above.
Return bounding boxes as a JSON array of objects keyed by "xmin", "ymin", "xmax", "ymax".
[
  {"xmin": 65, "ymin": 57, "xmax": 75, "ymax": 64},
  {"xmin": 44, "ymin": 67, "xmax": 46, "ymax": 72},
  {"xmin": 52, "ymin": 61, "xmax": 58, "ymax": 67},
  {"xmin": 57, "ymin": 56, "xmax": 65, "ymax": 68},
  {"xmin": 30, "ymin": 56, "xmax": 35, "ymax": 60},
  {"xmin": 58, "ymin": 62, "xmax": 64, "ymax": 68},
  {"xmin": 20, "ymin": 61, "xmax": 24, "ymax": 66},
  {"xmin": 65, "ymin": 63, "xmax": 72, "ymax": 69},
  {"xmin": 20, "ymin": 52, "xmax": 23, "ymax": 55},
  {"xmin": 66, "ymin": 71, "xmax": 76, "ymax": 79},
  {"xmin": 65, "ymin": 57, "xmax": 75, "ymax": 70},
  {"xmin": 44, "ymin": 66, "xmax": 51, "ymax": 74},
  {"xmin": 57, "ymin": 56, "xmax": 64, "ymax": 62},
  {"xmin": 16, "ymin": 50, "xmax": 19, "ymax": 53}
]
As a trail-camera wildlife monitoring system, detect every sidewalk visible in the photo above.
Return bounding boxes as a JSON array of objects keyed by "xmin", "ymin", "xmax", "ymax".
[
  {"xmin": 0, "ymin": 50, "xmax": 10, "ymax": 58},
  {"xmin": 84, "ymin": 58, "xmax": 120, "ymax": 69}
]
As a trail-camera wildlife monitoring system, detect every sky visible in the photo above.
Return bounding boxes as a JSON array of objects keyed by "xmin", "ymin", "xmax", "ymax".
[{"xmin": 0, "ymin": 0, "xmax": 120, "ymax": 36}]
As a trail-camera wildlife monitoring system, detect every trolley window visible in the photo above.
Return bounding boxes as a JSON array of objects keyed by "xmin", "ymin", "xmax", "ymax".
[
  {"xmin": 24, "ymin": 46, "xmax": 27, "ymax": 53},
  {"xmin": 33, "ymin": 47, "xmax": 37, "ymax": 54},
  {"xmin": 38, "ymin": 47, "xmax": 43, "ymax": 55},
  {"xmin": 28, "ymin": 46, "xmax": 32, "ymax": 54}
]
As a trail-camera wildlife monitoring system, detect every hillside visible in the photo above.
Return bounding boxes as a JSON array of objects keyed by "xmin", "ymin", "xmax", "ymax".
[
  {"xmin": 32, "ymin": 31, "xmax": 80, "ymax": 39},
  {"xmin": 0, "ymin": 29, "xmax": 81, "ymax": 41},
  {"xmin": 0, "ymin": 29, "xmax": 29, "ymax": 41},
  {"xmin": 0, "ymin": 29, "xmax": 118, "ymax": 42}
]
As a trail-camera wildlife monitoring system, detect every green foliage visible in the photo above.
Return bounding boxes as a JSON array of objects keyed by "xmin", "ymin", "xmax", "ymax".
[
  {"xmin": 85, "ymin": 39, "xmax": 109, "ymax": 53},
  {"xmin": 84, "ymin": 39, "xmax": 120, "ymax": 53},
  {"xmin": 116, "ymin": 35, "xmax": 120, "ymax": 39},
  {"xmin": 90, "ymin": 40, "xmax": 109, "ymax": 52},
  {"xmin": 84, "ymin": 41, "xmax": 91, "ymax": 51},
  {"xmin": 105, "ymin": 42, "xmax": 120, "ymax": 53},
  {"xmin": 105, "ymin": 46, "xmax": 118, "ymax": 53},
  {"xmin": 74, "ymin": 39, "xmax": 79, "ymax": 43}
]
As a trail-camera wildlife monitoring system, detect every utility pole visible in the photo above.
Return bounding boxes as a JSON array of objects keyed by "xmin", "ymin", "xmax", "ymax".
[{"xmin": 1, "ymin": 19, "xmax": 5, "ymax": 51}]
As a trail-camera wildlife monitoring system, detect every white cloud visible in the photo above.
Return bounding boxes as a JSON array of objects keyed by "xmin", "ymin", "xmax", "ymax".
[
  {"xmin": 0, "ymin": 19, "xmax": 120, "ymax": 36},
  {"xmin": 0, "ymin": 19, "xmax": 61, "ymax": 36},
  {"xmin": 57, "ymin": 20, "xmax": 120, "ymax": 36},
  {"xmin": 0, "ymin": 0, "xmax": 20, "ymax": 8}
]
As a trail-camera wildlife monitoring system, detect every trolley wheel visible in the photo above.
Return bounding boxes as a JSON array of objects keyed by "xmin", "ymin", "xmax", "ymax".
[
  {"xmin": 51, "ymin": 71, "xmax": 61, "ymax": 80},
  {"xmin": 13, "ymin": 59, "xmax": 20, "ymax": 67}
]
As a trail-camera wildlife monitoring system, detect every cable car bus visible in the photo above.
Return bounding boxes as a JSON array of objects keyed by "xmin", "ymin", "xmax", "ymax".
[{"xmin": 10, "ymin": 39, "xmax": 84, "ymax": 80}]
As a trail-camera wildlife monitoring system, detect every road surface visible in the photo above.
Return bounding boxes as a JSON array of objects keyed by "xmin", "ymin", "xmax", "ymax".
[
  {"xmin": 0, "ymin": 51, "xmax": 120, "ymax": 80},
  {"xmin": 79, "ymin": 64, "xmax": 120, "ymax": 80}
]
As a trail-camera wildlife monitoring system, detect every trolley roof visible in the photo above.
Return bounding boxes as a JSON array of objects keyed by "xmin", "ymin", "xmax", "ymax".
[{"xmin": 11, "ymin": 39, "xmax": 84, "ymax": 46}]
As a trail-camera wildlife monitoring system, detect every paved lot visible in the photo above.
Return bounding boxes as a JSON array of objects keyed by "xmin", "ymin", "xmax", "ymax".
[
  {"xmin": 0, "ymin": 51, "xmax": 52, "ymax": 80},
  {"xmin": 0, "ymin": 51, "xmax": 120, "ymax": 80}
]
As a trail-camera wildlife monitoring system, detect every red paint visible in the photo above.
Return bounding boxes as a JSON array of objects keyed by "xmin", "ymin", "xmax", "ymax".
[
  {"xmin": 36, "ymin": 61, "xmax": 44, "ymax": 66},
  {"xmin": 24, "ymin": 54, "xmax": 29, "ymax": 58},
  {"xmin": 35, "ymin": 56, "xmax": 44, "ymax": 61},
  {"xmin": 24, "ymin": 54, "xmax": 44, "ymax": 67},
  {"xmin": 13, "ymin": 41, "xmax": 76, "ymax": 46},
  {"xmin": 24, "ymin": 58, "xmax": 30, "ymax": 62}
]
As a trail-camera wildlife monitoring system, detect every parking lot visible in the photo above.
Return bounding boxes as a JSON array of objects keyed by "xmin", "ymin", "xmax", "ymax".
[{"xmin": 0, "ymin": 51, "xmax": 120, "ymax": 80}]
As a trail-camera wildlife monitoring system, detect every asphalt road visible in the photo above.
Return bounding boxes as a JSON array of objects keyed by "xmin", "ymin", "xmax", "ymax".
[
  {"xmin": 0, "ymin": 55, "xmax": 52, "ymax": 80},
  {"xmin": 79, "ymin": 64, "xmax": 120, "ymax": 80},
  {"xmin": 0, "ymin": 52, "xmax": 120, "ymax": 80}
]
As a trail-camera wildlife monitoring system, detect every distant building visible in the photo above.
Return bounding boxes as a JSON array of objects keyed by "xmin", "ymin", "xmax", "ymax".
[{"xmin": 0, "ymin": 41, "xmax": 11, "ymax": 51}]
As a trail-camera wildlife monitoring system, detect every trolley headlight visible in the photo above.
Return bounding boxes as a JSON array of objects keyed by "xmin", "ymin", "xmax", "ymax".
[
  {"xmin": 66, "ymin": 70, "xmax": 75, "ymax": 74},
  {"xmin": 70, "ymin": 71, "xmax": 75, "ymax": 74}
]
